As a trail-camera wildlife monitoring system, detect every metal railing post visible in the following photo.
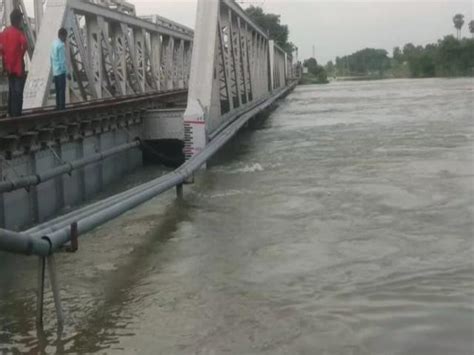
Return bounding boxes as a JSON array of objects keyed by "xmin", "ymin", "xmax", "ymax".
[
  {"xmin": 176, "ymin": 183, "xmax": 184, "ymax": 199},
  {"xmin": 36, "ymin": 256, "xmax": 46, "ymax": 330},
  {"xmin": 47, "ymin": 254, "xmax": 64, "ymax": 332},
  {"xmin": 36, "ymin": 254, "xmax": 64, "ymax": 332}
]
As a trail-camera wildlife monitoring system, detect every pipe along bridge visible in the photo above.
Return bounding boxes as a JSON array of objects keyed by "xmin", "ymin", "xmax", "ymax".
[{"xmin": 0, "ymin": 0, "xmax": 298, "ymax": 330}]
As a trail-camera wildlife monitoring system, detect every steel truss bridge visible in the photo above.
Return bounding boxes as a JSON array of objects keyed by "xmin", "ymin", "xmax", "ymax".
[{"xmin": 0, "ymin": 0, "xmax": 298, "ymax": 330}]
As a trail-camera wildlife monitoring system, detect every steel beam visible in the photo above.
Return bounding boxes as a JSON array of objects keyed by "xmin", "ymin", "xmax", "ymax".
[
  {"xmin": 23, "ymin": 0, "xmax": 69, "ymax": 108},
  {"xmin": 23, "ymin": 0, "xmax": 193, "ymax": 109},
  {"xmin": 184, "ymin": 0, "xmax": 291, "ymax": 160},
  {"xmin": 69, "ymin": 0, "xmax": 192, "ymax": 41}
]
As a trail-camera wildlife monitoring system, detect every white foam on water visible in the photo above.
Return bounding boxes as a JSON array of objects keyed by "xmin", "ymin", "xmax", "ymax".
[
  {"xmin": 232, "ymin": 163, "xmax": 264, "ymax": 173},
  {"xmin": 210, "ymin": 189, "xmax": 246, "ymax": 199}
]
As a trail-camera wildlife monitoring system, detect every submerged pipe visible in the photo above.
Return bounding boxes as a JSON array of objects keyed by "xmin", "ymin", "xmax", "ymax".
[
  {"xmin": 0, "ymin": 140, "xmax": 140, "ymax": 194},
  {"xmin": 27, "ymin": 93, "xmax": 283, "ymax": 238},
  {"xmin": 0, "ymin": 228, "xmax": 51, "ymax": 256},
  {"xmin": 44, "ymin": 83, "xmax": 295, "ymax": 251},
  {"xmin": 26, "ymin": 170, "xmax": 165, "ymax": 237},
  {"xmin": 0, "ymin": 82, "xmax": 296, "ymax": 256}
]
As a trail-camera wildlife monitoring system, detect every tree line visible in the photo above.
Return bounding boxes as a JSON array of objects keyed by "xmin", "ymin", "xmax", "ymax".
[
  {"xmin": 244, "ymin": 7, "xmax": 473, "ymax": 81},
  {"xmin": 245, "ymin": 6, "xmax": 295, "ymax": 54},
  {"xmin": 302, "ymin": 58, "xmax": 328, "ymax": 84},
  {"xmin": 326, "ymin": 13, "xmax": 474, "ymax": 79}
]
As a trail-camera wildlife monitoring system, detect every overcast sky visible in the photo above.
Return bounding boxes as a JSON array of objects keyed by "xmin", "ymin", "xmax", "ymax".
[{"xmin": 27, "ymin": 0, "xmax": 473, "ymax": 63}]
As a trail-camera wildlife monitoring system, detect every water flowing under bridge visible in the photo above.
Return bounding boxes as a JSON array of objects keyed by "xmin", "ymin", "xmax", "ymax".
[{"xmin": 0, "ymin": 0, "xmax": 298, "ymax": 329}]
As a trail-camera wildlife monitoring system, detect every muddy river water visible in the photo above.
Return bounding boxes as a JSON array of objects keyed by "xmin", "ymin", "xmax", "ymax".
[{"xmin": 0, "ymin": 78, "xmax": 473, "ymax": 354}]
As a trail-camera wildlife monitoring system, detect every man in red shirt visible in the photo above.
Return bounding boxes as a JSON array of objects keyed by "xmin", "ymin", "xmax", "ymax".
[{"xmin": 0, "ymin": 9, "xmax": 28, "ymax": 117}]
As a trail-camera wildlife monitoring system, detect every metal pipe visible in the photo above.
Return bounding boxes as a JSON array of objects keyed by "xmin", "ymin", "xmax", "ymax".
[
  {"xmin": 43, "ymin": 83, "xmax": 296, "ymax": 251},
  {"xmin": 0, "ymin": 228, "xmax": 51, "ymax": 256},
  {"xmin": 28, "ymin": 83, "xmax": 295, "ymax": 239},
  {"xmin": 26, "ymin": 172, "xmax": 164, "ymax": 237},
  {"xmin": 0, "ymin": 141, "xmax": 140, "ymax": 194},
  {"xmin": 26, "ymin": 156, "xmax": 178, "ymax": 237},
  {"xmin": 36, "ymin": 256, "xmax": 46, "ymax": 329},
  {"xmin": 46, "ymin": 255, "xmax": 64, "ymax": 331},
  {"xmin": 26, "ymin": 91, "xmax": 282, "ymax": 237},
  {"xmin": 0, "ymin": 82, "xmax": 297, "ymax": 257},
  {"xmin": 46, "ymin": 172, "xmax": 186, "ymax": 250}
]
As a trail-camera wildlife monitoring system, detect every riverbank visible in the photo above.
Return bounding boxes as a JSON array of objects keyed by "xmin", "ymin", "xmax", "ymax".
[
  {"xmin": 331, "ymin": 73, "xmax": 474, "ymax": 82},
  {"xmin": 299, "ymin": 73, "xmax": 329, "ymax": 85},
  {"xmin": 332, "ymin": 75, "xmax": 385, "ymax": 81}
]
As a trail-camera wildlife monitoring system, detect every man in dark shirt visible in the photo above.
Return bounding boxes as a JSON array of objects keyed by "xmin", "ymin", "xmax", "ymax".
[{"xmin": 0, "ymin": 9, "xmax": 28, "ymax": 117}]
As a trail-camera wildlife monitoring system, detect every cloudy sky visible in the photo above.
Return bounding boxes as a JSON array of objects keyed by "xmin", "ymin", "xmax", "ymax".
[
  {"xmin": 130, "ymin": 0, "xmax": 472, "ymax": 63},
  {"xmin": 27, "ymin": 0, "xmax": 473, "ymax": 63}
]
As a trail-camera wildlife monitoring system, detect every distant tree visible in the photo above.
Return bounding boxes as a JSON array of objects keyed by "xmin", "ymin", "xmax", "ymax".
[
  {"xmin": 304, "ymin": 57, "xmax": 318, "ymax": 73},
  {"xmin": 393, "ymin": 46, "xmax": 403, "ymax": 61},
  {"xmin": 325, "ymin": 60, "xmax": 335, "ymax": 76},
  {"xmin": 287, "ymin": 41, "xmax": 296, "ymax": 55},
  {"xmin": 316, "ymin": 68, "xmax": 328, "ymax": 83},
  {"xmin": 245, "ymin": 6, "xmax": 294, "ymax": 54},
  {"xmin": 453, "ymin": 14, "xmax": 465, "ymax": 39},
  {"xmin": 390, "ymin": 47, "xmax": 409, "ymax": 78},
  {"xmin": 469, "ymin": 20, "xmax": 474, "ymax": 38},
  {"xmin": 303, "ymin": 57, "xmax": 328, "ymax": 83},
  {"xmin": 332, "ymin": 33, "xmax": 474, "ymax": 79},
  {"xmin": 337, "ymin": 48, "xmax": 390, "ymax": 75},
  {"xmin": 434, "ymin": 35, "xmax": 468, "ymax": 76},
  {"xmin": 305, "ymin": 58, "xmax": 317, "ymax": 65},
  {"xmin": 402, "ymin": 43, "xmax": 417, "ymax": 58}
]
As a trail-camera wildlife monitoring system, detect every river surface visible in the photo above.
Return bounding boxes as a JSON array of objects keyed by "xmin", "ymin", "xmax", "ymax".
[{"xmin": 1, "ymin": 78, "xmax": 473, "ymax": 354}]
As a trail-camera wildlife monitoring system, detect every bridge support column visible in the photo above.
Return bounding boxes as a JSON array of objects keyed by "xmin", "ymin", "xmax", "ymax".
[
  {"xmin": 23, "ymin": 0, "xmax": 68, "ymax": 109},
  {"xmin": 34, "ymin": 0, "xmax": 44, "ymax": 33},
  {"xmin": 183, "ymin": 0, "xmax": 219, "ymax": 162},
  {"xmin": 4, "ymin": 0, "xmax": 15, "ymax": 25}
]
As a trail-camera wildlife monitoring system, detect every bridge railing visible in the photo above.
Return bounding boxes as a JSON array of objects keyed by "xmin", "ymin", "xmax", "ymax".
[
  {"xmin": 183, "ymin": 0, "xmax": 295, "ymax": 160},
  {"xmin": 23, "ymin": 0, "xmax": 194, "ymax": 109}
]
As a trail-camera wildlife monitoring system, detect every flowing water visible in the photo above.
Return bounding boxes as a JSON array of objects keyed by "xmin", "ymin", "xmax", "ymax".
[{"xmin": 0, "ymin": 78, "xmax": 473, "ymax": 354}]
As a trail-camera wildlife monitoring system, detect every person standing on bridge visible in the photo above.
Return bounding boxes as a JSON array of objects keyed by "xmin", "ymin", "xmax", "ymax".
[
  {"xmin": 51, "ymin": 28, "xmax": 69, "ymax": 111},
  {"xmin": 0, "ymin": 9, "xmax": 28, "ymax": 117}
]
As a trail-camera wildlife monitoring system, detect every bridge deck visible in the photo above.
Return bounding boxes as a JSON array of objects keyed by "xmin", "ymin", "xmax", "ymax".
[{"xmin": 0, "ymin": 90, "xmax": 187, "ymax": 152}]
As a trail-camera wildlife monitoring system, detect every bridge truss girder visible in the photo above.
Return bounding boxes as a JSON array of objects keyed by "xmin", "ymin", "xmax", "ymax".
[
  {"xmin": 23, "ymin": 0, "xmax": 194, "ymax": 109},
  {"xmin": 183, "ymin": 0, "xmax": 293, "ymax": 159}
]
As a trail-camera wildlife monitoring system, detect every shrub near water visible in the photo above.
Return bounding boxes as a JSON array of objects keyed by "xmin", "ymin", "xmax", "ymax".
[{"xmin": 301, "ymin": 58, "xmax": 329, "ymax": 85}]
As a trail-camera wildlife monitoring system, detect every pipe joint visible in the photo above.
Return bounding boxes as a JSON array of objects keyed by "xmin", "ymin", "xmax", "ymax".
[{"xmin": 41, "ymin": 235, "xmax": 53, "ymax": 256}]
